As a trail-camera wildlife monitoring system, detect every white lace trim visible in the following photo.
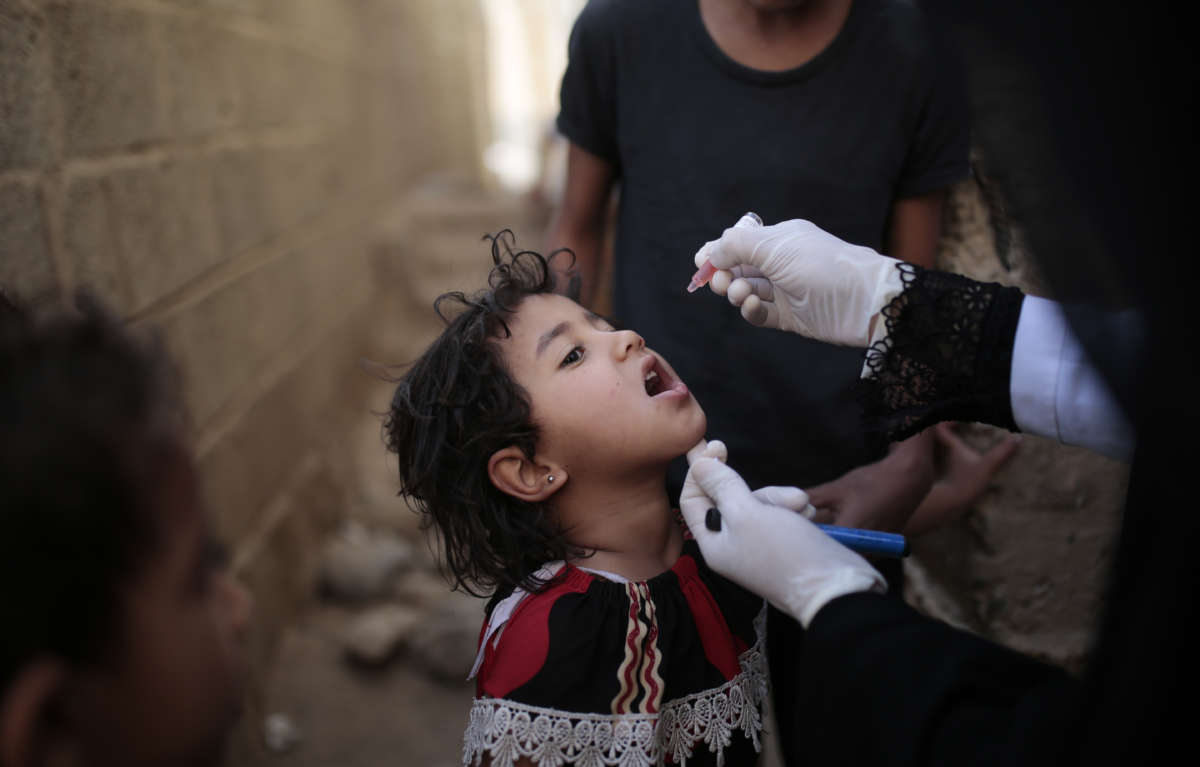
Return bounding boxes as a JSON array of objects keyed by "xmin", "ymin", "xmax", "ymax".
[{"xmin": 463, "ymin": 607, "xmax": 768, "ymax": 767}]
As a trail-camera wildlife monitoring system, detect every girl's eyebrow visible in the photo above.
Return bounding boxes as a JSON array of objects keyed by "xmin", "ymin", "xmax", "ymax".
[
  {"xmin": 536, "ymin": 321, "xmax": 571, "ymax": 358},
  {"xmin": 535, "ymin": 311, "xmax": 619, "ymax": 358}
]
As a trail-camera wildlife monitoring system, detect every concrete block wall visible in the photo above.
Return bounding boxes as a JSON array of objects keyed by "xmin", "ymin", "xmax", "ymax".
[{"xmin": 2, "ymin": 0, "xmax": 490, "ymax": 759}]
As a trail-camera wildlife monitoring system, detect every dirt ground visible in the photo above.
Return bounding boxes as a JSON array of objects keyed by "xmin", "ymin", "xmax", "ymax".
[{"xmin": 259, "ymin": 604, "xmax": 474, "ymax": 767}]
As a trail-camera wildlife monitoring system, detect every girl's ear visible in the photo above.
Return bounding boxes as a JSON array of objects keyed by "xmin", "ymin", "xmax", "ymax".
[
  {"xmin": 488, "ymin": 446, "xmax": 566, "ymax": 502},
  {"xmin": 0, "ymin": 658, "xmax": 83, "ymax": 767}
]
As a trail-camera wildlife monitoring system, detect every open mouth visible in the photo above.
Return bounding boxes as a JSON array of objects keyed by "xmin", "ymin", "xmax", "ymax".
[{"xmin": 642, "ymin": 356, "xmax": 679, "ymax": 397}]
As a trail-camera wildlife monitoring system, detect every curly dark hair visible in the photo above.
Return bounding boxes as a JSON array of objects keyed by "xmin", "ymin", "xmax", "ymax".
[
  {"xmin": 384, "ymin": 232, "xmax": 581, "ymax": 600},
  {"xmin": 1, "ymin": 289, "xmax": 183, "ymax": 689}
]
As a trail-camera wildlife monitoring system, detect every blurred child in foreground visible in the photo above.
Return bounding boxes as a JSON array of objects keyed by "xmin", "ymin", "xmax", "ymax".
[{"xmin": 0, "ymin": 291, "xmax": 251, "ymax": 767}]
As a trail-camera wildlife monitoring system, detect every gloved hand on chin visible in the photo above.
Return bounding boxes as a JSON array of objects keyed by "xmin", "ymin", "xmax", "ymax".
[
  {"xmin": 679, "ymin": 439, "xmax": 887, "ymax": 628},
  {"xmin": 694, "ymin": 216, "xmax": 906, "ymax": 349}
]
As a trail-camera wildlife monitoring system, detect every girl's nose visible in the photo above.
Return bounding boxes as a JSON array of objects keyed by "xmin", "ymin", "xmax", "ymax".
[{"xmin": 613, "ymin": 329, "xmax": 645, "ymax": 359}]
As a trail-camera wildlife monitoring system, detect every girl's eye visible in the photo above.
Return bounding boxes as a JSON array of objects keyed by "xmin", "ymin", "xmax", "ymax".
[{"xmin": 560, "ymin": 346, "xmax": 584, "ymax": 368}]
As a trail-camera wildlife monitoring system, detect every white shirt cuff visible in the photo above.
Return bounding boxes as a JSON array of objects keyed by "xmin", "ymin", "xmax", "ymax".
[{"xmin": 1010, "ymin": 296, "xmax": 1135, "ymax": 461}]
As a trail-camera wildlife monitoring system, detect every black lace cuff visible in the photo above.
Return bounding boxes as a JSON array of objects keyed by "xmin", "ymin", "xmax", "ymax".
[{"xmin": 861, "ymin": 263, "xmax": 1024, "ymax": 447}]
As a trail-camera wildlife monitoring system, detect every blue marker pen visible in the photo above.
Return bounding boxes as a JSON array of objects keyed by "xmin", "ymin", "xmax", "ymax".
[
  {"xmin": 701, "ymin": 504, "xmax": 908, "ymax": 557},
  {"xmin": 815, "ymin": 524, "xmax": 910, "ymax": 558}
]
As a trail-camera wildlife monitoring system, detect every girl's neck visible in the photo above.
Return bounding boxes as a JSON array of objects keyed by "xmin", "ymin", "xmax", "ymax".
[{"xmin": 554, "ymin": 470, "xmax": 684, "ymax": 582}]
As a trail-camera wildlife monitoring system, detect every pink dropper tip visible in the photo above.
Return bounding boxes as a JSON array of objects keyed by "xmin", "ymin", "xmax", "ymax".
[{"xmin": 687, "ymin": 260, "xmax": 718, "ymax": 293}]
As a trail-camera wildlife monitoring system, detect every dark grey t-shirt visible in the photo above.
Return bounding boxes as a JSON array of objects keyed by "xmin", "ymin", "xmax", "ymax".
[{"xmin": 558, "ymin": 0, "xmax": 968, "ymax": 490}]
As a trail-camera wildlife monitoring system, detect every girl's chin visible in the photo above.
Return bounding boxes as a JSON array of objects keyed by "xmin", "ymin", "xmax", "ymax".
[{"xmin": 673, "ymin": 418, "xmax": 708, "ymax": 456}]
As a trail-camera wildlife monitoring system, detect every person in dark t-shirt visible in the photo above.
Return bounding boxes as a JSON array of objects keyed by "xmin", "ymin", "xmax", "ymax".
[
  {"xmin": 548, "ymin": 0, "xmax": 1015, "ymax": 534},
  {"xmin": 544, "ymin": 1, "xmax": 1014, "ymax": 763}
]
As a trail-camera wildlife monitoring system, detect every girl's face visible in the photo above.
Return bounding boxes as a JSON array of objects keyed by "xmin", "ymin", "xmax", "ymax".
[{"xmin": 498, "ymin": 294, "xmax": 706, "ymax": 478}]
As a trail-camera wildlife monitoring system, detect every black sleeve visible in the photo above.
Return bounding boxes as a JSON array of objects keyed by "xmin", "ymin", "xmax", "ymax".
[
  {"xmin": 861, "ymin": 263, "xmax": 1025, "ymax": 448},
  {"xmin": 796, "ymin": 591, "xmax": 1081, "ymax": 767},
  {"xmin": 556, "ymin": 0, "xmax": 621, "ymax": 166}
]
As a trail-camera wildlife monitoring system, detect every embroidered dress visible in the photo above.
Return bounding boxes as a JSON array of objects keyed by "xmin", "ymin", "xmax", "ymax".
[{"xmin": 464, "ymin": 538, "xmax": 768, "ymax": 767}]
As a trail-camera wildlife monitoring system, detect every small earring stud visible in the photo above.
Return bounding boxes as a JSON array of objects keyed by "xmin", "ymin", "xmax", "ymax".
[{"xmin": 547, "ymin": 475, "xmax": 556, "ymax": 484}]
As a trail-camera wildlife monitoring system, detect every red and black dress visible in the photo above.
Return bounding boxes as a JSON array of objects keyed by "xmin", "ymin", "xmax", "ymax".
[{"xmin": 464, "ymin": 538, "xmax": 768, "ymax": 767}]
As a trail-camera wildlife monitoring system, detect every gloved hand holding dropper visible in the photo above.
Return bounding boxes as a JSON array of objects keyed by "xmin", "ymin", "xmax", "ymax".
[{"xmin": 692, "ymin": 216, "xmax": 906, "ymax": 350}]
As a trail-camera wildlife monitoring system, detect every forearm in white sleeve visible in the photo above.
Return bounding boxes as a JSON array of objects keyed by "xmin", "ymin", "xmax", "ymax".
[{"xmin": 1010, "ymin": 296, "xmax": 1136, "ymax": 461}]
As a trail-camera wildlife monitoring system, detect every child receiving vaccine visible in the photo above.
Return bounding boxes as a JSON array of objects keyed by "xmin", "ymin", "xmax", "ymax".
[
  {"xmin": 385, "ymin": 234, "xmax": 783, "ymax": 767},
  {"xmin": 0, "ymin": 292, "xmax": 252, "ymax": 767}
]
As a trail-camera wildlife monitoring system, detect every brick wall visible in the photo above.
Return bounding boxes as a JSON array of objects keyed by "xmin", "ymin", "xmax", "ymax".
[{"xmin": 2, "ymin": 1, "xmax": 491, "ymax": 757}]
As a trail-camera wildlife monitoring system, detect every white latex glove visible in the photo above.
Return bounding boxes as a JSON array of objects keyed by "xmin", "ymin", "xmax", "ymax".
[
  {"xmin": 694, "ymin": 216, "xmax": 905, "ymax": 348},
  {"xmin": 686, "ymin": 439, "xmax": 818, "ymax": 517},
  {"xmin": 680, "ymin": 440, "xmax": 887, "ymax": 628}
]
